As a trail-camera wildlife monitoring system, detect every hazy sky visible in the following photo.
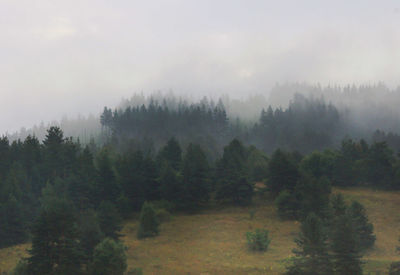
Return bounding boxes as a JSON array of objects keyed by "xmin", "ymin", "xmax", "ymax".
[{"xmin": 1, "ymin": 0, "xmax": 399, "ymax": 134}]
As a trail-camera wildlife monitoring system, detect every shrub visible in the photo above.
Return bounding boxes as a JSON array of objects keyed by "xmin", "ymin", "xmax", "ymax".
[
  {"xmin": 137, "ymin": 202, "xmax": 160, "ymax": 239},
  {"xmin": 246, "ymin": 229, "xmax": 271, "ymax": 251},
  {"xmin": 155, "ymin": 208, "xmax": 172, "ymax": 223}
]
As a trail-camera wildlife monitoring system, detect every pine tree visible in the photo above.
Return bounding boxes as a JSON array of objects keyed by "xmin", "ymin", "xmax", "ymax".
[
  {"xmin": 79, "ymin": 210, "xmax": 104, "ymax": 263},
  {"xmin": 97, "ymin": 201, "xmax": 122, "ymax": 240},
  {"xmin": 215, "ymin": 139, "xmax": 253, "ymax": 205},
  {"xmin": 137, "ymin": 202, "xmax": 159, "ymax": 239},
  {"xmin": 268, "ymin": 149, "xmax": 300, "ymax": 197},
  {"xmin": 331, "ymin": 214, "xmax": 363, "ymax": 275},
  {"xmin": 181, "ymin": 143, "xmax": 210, "ymax": 210},
  {"xmin": 95, "ymin": 148, "xmax": 120, "ymax": 204},
  {"xmin": 330, "ymin": 193, "xmax": 347, "ymax": 217},
  {"xmin": 27, "ymin": 198, "xmax": 83, "ymax": 275},
  {"xmin": 157, "ymin": 137, "xmax": 182, "ymax": 171},
  {"xmin": 90, "ymin": 238, "xmax": 127, "ymax": 275},
  {"xmin": 348, "ymin": 201, "xmax": 375, "ymax": 251},
  {"xmin": 286, "ymin": 213, "xmax": 333, "ymax": 275}
]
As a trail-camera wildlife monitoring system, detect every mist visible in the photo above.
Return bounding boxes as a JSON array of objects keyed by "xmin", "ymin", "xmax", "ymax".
[{"xmin": 1, "ymin": 0, "xmax": 400, "ymax": 134}]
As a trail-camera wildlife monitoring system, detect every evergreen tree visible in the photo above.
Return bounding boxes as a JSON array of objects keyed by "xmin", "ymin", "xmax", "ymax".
[
  {"xmin": 268, "ymin": 149, "xmax": 300, "ymax": 197},
  {"xmin": 27, "ymin": 198, "xmax": 83, "ymax": 275},
  {"xmin": 181, "ymin": 143, "xmax": 210, "ymax": 210},
  {"xmin": 157, "ymin": 137, "xmax": 182, "ymax": 171},
  {"xmin": 348, "ymin": 201, "xmax": 375, "ymax": 251},
  {"xmin": 275, "ymin": 190, "xmax": 300, "ymax": 219},
  {"xmin": 286, "ymin": 213, "xmax": 333, "ymax": 275},
  {"xmin": 79, "ymin": 210, "xmax": 104, "ymax": 263},
  {"xmin": 296, "ymin": 176, "xmax": 331, "ymax": 220},
  {"xmin": 331, "ymin": 214, "xmax": 363, "ymax": 275},
  {"xmin": 330, "ymin": 193, "xmax": 347, "ymax": 217},
  {"xmin": 159, "ymin": 163, "xmax": 183, "ymax": 206},
  {"xmin": 95, "ymin": 148, "xmax": 120, "ymax": 204},
  {"xmin": 0, "ymin": 195, "xmax": 28, "ymax": 248},
  {"xmin": 216, "ymin": 139, "xmax": 253, "ymax": 205},
  {"xmin": 90, "ymin": 238, "xmax": 127, "ymax": 275},
  {"xmin": 43, "ymin": 126, "xmax": 65, "ymax": 180},
  {"xmin": 97, "ymin": 201, "xmax": 122, "ymax": 240},
  {"xmin": 137, "ymin": 202, "xmax": 159, "ymax": 239}
]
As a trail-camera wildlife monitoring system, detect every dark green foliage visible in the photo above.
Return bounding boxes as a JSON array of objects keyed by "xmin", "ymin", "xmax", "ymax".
[
  {"xmin": 275, "ymin": 190, "xmax": 300, "ymax": 219},
  {"xmin": 331, "ymin": 214, "xmax": 363, "ymax": 275},
  {"xmin": 0, "ymin": 195, "xmax": 28, "ymax": 248},
  {"xmin": 158, "ymin": 163, "xmax": 183, "ymax": 207},
  {"xmin": 216, "ymin": 139, "xmax": 253, "ymax": 205},
  {"xmin": 27, "ymin": 198, "xmax": 83, "ymax": 275},
  {"xmin": 246, "ymin": 229, "xmax": 271, "ymax": 252},
  {"xmin": 330, "ymin": 193, "xmax": 347, "ymax": 217},
  {"xmin": 348, "ymin": 201, "xmax": 376, "ymax": 251},
  {"xmin": 115, "ymin": 150, "xmax": 147, "ymax": 211},
  {"xmin": 90, "ymin": 238, "xmax": 127, "ymax": 275},
  {"xmin": 97, "ymin": 201, "xmax": 123, "ymax": 240},
  {"xmin": 95, "ymin": 148, "xmax": 120, "ymax": 204},
  {"xmin": 268, "ymin": 149, "xmax": 300, "ymax": 196},
  {"xmin": 137, "ymin": 202, "xmax": 159, "ymax": 239},
  {"xmin": 296, "ymin": 176, "xmax": 331, "ymax": 220},
  {"xmin": 181, "ymin": 143, "xmax": 210, "ymax": 210},
  {"xmin": 158, "ymin": 137, "xmax": 182, "ymax": 171},
  {"xmin": 286, "ymin": 213, "xmax": 332, "ymax": 275},
  {"xmin": 79, "ymin": 210, "xmax": 105, "ymax": 261}
]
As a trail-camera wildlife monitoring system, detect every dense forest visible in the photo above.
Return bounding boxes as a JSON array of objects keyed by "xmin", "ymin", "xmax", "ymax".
[{"xmin": 3, "ymin": 87, "xmax": 400, "ymax": 274}]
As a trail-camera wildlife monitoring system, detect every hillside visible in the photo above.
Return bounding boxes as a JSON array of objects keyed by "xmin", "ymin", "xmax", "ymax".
[{"xmin": 1, "ymin": 187, "xmax": 400, "ymax": 274}]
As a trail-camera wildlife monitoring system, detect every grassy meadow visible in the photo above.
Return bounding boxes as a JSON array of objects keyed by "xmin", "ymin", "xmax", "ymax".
[{"xmin": 1, "ymin": 187, "xmax": 400, "ymax": 274}]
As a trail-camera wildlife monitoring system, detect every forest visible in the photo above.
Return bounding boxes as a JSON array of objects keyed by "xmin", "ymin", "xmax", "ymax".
[{"xmin": 1, "ymin": 88, "xmax": 400, "ymax": 274}]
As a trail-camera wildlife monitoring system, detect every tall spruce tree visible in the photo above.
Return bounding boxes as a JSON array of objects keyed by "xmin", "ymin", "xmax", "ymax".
[
  {"xmin": 348, "ymin": 201, "xmax": 375, "ymax": 251},
  {"xmin": 27, "ymin": 198, "xmax": 83, "ymax": 275},
  {"xmin": 181, "ymin": 143, "xmax": 210, "ymax": 210},
  {"xmin": 331, "ymin": 214, "xmax": 363, "ymax": 275},
  {"xmin": 97, "ymin": 201, "xmax": 122, "ymax": 240},
  {"xmin": 286, "ymin": 213, "xmax": 333, "ymax": 275},
  {"xmin": 268, "ymin": 149, "xmax": 300, "ymax": 197}
]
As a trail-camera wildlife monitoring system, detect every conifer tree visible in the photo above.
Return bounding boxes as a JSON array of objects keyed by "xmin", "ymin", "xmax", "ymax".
[
  {"xmin": 348, "ymin": 201, "xmax": 375, "ymax": 251},
  {"xmin": 97, "ymin": 201, "xmax": 122, "ymax": 240},
  {"xmin": 331, "ymin": 214, "xmax": 363, "ymax": 275},
  {"xmin": 268, "ymin": 149, "xmax": 300, "ymax": 197},
  {"xmin": 79, "ymin": 210, "xmax": 104, "ymax": 262},
  {"xmin": 27, "ymin": 198, "xmax": 83, "ymax": 275},
  {"xmin": 90, "ymin": 238, "xmax": 127, "ymax": 275},
  {"xmin": 286, "ymin": 213, "xmax": 333, "ymax": 275},
  {"xmin": 181, "ymin": 143, "xmax": 210, "ymax": 210},
  {"xmin": 137, "ymin": 202, "xmax": 159, "ymax": 239},
  {"xmin": 95, "ymin": 148, "xmax": 120, "ymax": 204},
  {"xmin": 330, "ymin": 193, "xmax": 347, "ymax": 217},
  {"xmin": 157, "ymin": 137, "xmax": 182, "ymax": 171}
]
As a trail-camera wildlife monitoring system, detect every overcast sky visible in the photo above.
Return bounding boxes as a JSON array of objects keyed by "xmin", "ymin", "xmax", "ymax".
[{"xmin": 1, "ymin": 0, "xmax": 400, "ymax": 134}]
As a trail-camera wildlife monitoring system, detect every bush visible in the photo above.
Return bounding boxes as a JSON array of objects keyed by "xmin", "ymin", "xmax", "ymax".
[
  {"xmin": 137, "ymin": 202, "xmax": 160, "ymax": 239},
  {"xmin": 155, "ymin": 208, "xmax": 172, "ymax": 223},
  {"xmin": 91, "ymin": 238, "xmax": 127, "ymax": 275},
  {"xmin": 246, "ymin": 229, "xmax": 271, "ymax": 251}
]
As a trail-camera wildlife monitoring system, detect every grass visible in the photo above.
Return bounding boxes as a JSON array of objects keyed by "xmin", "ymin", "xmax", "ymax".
[{"xmin": 1, "ymin": 187, "xmax": 400, "ymax": 274}]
